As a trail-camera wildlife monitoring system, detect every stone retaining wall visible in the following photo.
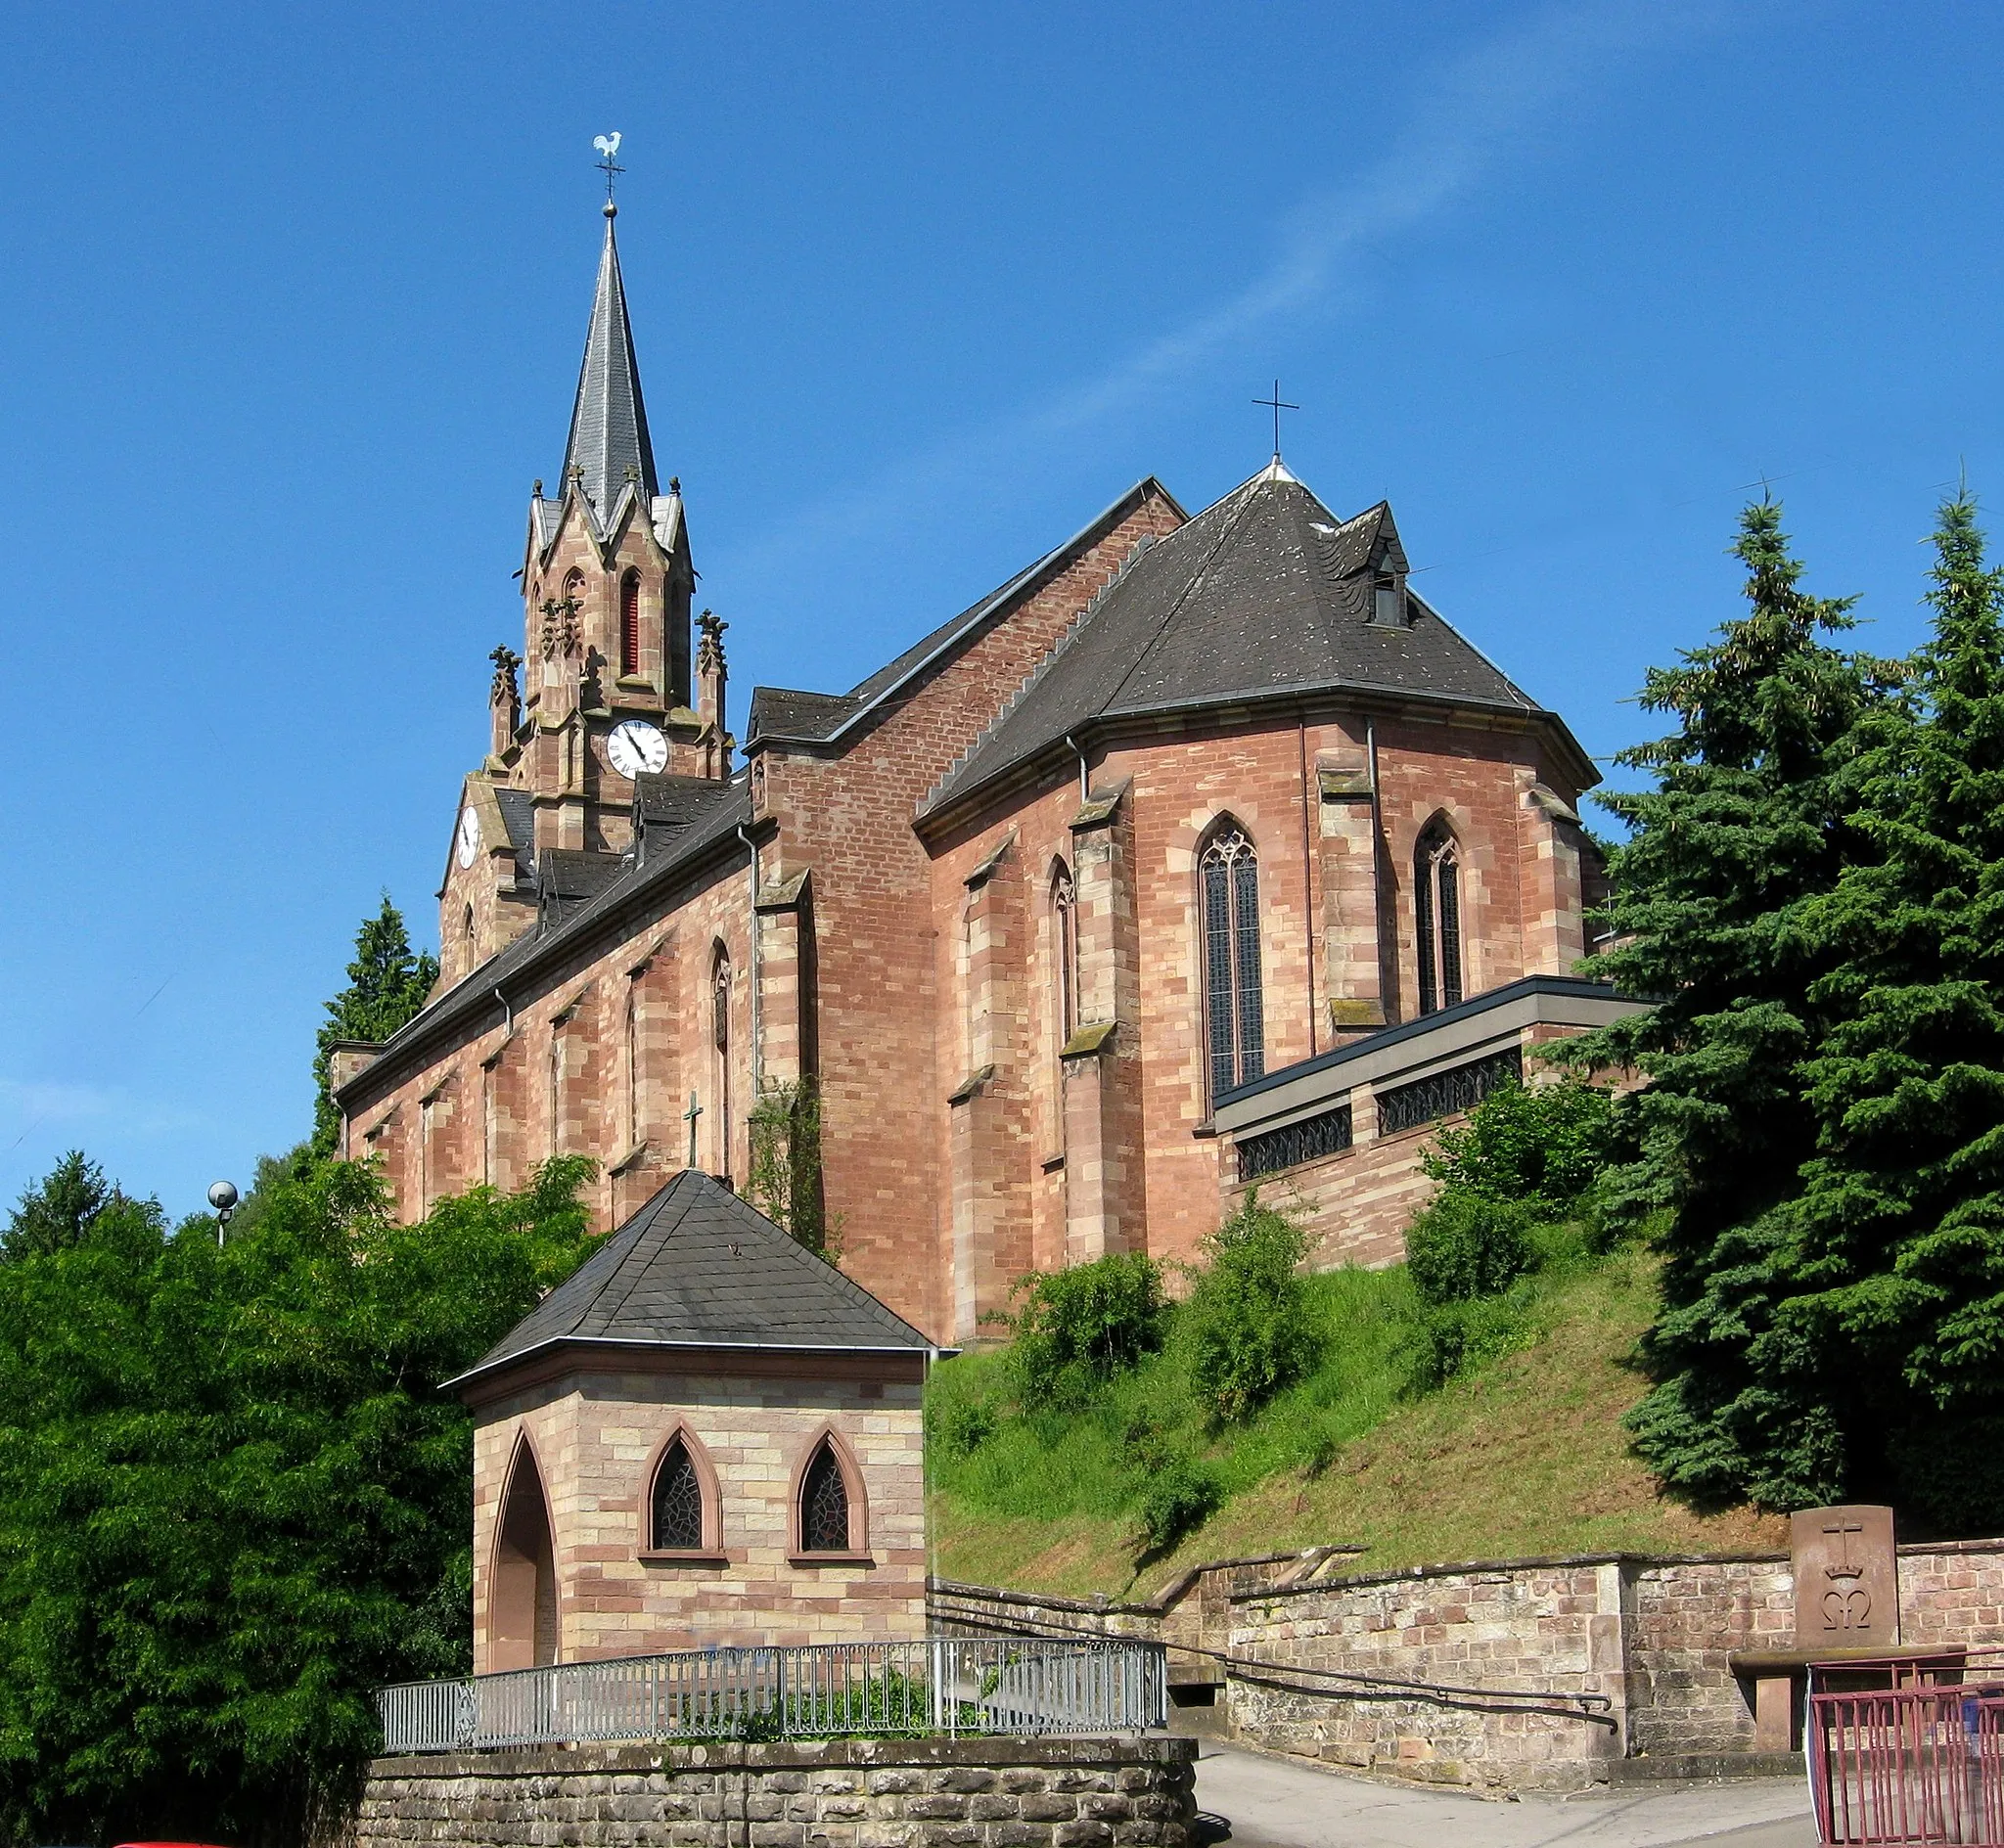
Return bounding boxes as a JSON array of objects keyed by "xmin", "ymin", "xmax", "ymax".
[{"xmin": 355, "ymin": 1735, "xmax": 1196, "ymax": 1848}]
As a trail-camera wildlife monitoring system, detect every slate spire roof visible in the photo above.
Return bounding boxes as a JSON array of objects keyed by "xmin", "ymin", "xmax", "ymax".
[
  {"xmin": 560, "ymin": 205, "xmax": 659, "ymax": 527},
  {"xmin": 445, "ymin": 1169, "xmax": 936, "ymax": 1394}
]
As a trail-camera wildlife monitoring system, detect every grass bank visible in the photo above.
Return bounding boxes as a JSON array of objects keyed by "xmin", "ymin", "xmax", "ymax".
[{"xmin": 925, "ymin": 1240, "xmax": 1784, "ymax": 1598}]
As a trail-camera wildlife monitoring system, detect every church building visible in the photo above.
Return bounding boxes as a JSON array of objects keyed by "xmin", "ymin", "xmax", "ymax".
[{"xmin": 331, "ymin": 198, "xmax": 1620, "ymax": 1345}]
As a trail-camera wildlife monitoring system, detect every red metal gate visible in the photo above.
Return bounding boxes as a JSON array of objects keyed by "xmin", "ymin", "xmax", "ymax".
[{"xmin": 1809, "ymin": 1667, "xmax": 2004, "ymax": 1844}]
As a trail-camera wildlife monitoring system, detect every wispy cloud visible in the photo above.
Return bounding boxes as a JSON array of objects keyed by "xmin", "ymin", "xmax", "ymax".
[{"xmin": 731, "ymin": 0, "xmax": 1734, "ymax": 571}]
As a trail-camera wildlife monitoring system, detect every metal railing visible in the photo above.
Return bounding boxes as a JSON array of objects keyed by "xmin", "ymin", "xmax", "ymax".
[
  {"xmin": 1808, "ymin": 1674, "xmax": 2004, "ymax": 1844},
  {"xmin": 378, "ymin": 1637, "xmax": 1166, "ymax": 1755}
]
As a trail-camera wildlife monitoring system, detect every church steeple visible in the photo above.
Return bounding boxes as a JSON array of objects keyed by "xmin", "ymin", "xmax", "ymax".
[{"xmin": 561, "ymin": 203, "xmax": 658, "ymax": 526}]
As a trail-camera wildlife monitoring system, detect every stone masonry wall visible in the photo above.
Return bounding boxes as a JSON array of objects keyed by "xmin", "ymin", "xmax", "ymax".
[
  {"xmin": 1625, "ymin": 1556, "xmax": 1791, "ymax": 1760},
  {"xmin": 474, "ymin": 1370, "xmax": 926, "ymax": 1671},
  {"xmin": 354, "ymin": 1735, "xmax": 1196, "ymax": 1848}
]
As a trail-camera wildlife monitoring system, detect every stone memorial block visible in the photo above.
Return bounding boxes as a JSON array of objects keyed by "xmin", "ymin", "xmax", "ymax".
[{"xmin": 1792, "ymin": 1505, "xmax": 1898, "ymax": 1650}]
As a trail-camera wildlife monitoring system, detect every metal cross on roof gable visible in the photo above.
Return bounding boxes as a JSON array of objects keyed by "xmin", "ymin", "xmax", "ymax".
[{"xmin": 1253, "ymin": 380, "xmax": 1299, "ymax": 461}]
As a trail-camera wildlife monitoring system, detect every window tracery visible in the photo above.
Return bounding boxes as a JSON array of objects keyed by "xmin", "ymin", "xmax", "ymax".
[
  {"xmin": 1414, "ymin": 819, "xmax": 1463, "ymax": 1016},
  {"xmin": 798, "ymin": 1439, "xmax": 851, "ymax": 1554},
  {"xmin": 649, "ymin": 1436, "xmax": 705, "ymax": 1552},
  {"xmin": 1200, "ymin": 823, "xmax": 1264, "ymax": 1102}
]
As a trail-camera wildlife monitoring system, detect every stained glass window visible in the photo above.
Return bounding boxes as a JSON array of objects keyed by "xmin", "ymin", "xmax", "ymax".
[
  {"xmin": 1201, "ymin": 826, "xmax": 1263, "ymax": 1103},
  {"xmin": 1414, "ymin": 821, "xmax": 1463, "ymax": 1017},
  {"xmin": 650, "ymin": 1437, "xmax": 704, "ymax": 1551},
  {"xmin": 800, "ymin": 1440, "xmax": 851, "ymax": 1554}
]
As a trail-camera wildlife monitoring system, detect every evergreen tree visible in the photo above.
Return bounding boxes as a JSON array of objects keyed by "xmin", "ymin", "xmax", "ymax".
[
  {"xmin": 1569, "ymin": 501, "xmax": 1893, "ymax": 1508},
  {"xmin": 1, "ymin": 1150, "xmax": 161, "ymax": 1262},
  {"xmin": 310, "ymin": 896, "xmax": 438, "ymax": 1158},
  {"xmin": 1782, "ymin": 492, "xmax": 2004, "ymax": 1524}
]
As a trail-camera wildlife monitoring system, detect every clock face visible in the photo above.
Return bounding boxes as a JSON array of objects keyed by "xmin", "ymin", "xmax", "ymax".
[
  {"xmin": 608, "ymin": 718, "xmax": 669, "ymax": 779},
  {"xmin": 455, "ymin": 805, "xmax": 481, "ymax": 869}
]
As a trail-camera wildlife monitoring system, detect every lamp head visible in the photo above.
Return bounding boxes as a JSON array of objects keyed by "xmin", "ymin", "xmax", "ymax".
[{"xmin": 207, "ymin": 1180, "xmax": 240, "ymax": 1215}]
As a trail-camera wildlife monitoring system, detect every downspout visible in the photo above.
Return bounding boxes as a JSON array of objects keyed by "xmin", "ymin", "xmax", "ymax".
[
  {"xmin": 737, "ymin": 825, "xmax": 763, "ymax": 1098},
  {"xmin": 1298, "ymin": 712, "xmax": 1317, "ymax": 1058},
  {"xmin": 1066, "ymin": 733, "xmax": 1089, "ymax": 802},
  {"xmin": 492, "ymin": 987, "xmax": 513, "ymax": 1038}
]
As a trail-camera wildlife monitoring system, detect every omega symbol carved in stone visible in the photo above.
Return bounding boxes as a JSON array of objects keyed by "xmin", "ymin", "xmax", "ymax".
[{"xmin": 608, "ymin": 719, "xmax": 668, "ymax": 779}]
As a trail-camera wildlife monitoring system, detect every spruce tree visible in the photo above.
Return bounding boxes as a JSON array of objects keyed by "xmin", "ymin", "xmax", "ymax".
[
  {"xmin": 309, "ymin": 896, "xmax": 439, "ymax": 1158},
  {"xmin": 1570, "ymin": 500, "xmax": 1892, "ymax": 1508},
  {"xmin": 1784, "ymin": 492, "xmax": 2004, "ymax": 1524}
]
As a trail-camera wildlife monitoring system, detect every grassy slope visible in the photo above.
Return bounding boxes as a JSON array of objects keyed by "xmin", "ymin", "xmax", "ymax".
[{"xmin": 930, "ymin": 1246, "xmax": 1785, "ymax": 1600}]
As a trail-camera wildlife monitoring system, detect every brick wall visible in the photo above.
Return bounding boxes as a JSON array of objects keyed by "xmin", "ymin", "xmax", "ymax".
[{"xmin": 354, "ymin": 1735, "xmax": 1197, "ymax": 1848}]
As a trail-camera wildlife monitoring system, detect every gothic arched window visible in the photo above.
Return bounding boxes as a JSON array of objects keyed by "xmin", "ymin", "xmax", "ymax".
[
  {"xmin": 1200, "ymin": 822, "xmax": 1264, "ymax": 1102},
  {"xmin": 624, "ymin": 991, "xmax": 641, "ymax": 1149},
  {"xmin": 649, "ymin": 1435, "xmax": 705, "ymax": 1552},
  {"xmin": 1051, "ymin": 861, "xmax": 1076, "ymax": 1054},
  {"xmin": 619, "ymin": 571, "xmax": 642, "ymax": 678},
  {"xmin": 463, "ymin": 903, "xmax": 476, "ymax": 947},
  {"xmin": 797, "ymin": 1437, "xmax": 853, "ymax": 1555},
  {"xmin": 1414, "ymin": 819, "xmax": 1463, "ymax": 1017}
]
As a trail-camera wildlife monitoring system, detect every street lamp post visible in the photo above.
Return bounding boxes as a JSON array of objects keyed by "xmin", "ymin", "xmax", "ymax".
[{"xmin": 207, "ymin": 1179, "xmax": 239, "ymax": 1248}]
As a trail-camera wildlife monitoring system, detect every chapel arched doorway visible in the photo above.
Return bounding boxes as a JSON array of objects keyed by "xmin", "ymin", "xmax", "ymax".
[{"xmin": 490, "ymin": 1436, "xmax": 560, "ymax": 1670}]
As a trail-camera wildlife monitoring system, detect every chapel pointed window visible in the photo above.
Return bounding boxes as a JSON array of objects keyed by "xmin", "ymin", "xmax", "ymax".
[
  {"xmin": 1415, "ymin": 820, "xmax": 1463, "ymax": 1017},
  {"xmin": 1200, "ymin": 824, "xmax": 1263, "ymax": 1104},
  {"xmin": 650, "ymin": 1436, "xmax": 705, "ymax": 1552},
  {"xmin": 799, "ymin": 1439, "xmax": 851, "ymax": 1555}
]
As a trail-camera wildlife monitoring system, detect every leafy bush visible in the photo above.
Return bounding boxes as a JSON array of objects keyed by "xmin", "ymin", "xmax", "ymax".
[
  {"xmin": 1405, "ymin": 1191, "xmax": 1537, "ymax": 1305},
  {"xmin": 1186, "ymin": 1194, "xmax": 1319, "ymax": 1423},
  {"xmin": 1412, "ymin": 1291, "xmax": 1536, "ymax": 1386},
  {"xmin": 1118, "ymin": 1413, "xmax": 1220, "ymax": 1553},
  {"xmin": 939, "ymin": 1398, "xmax": 997, "ymax": 1457},
  {"xmin": 0, "ymin": 1150, "xmax": 603, "ymax": 1843},
  {"xmin": 1010, "ymin": 1252, "xmax": 1165, "ymax": 1406},
  {"xmin": 1136, "ymin": 1462, "xmax": 1222, "ymax": 1552},
  {"xmin": 1421, "ymin": 1077, "xmax": 1612, "ymax": 1217}
]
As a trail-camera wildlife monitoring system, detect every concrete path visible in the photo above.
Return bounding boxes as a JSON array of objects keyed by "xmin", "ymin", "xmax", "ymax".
[{"xmin": 1193, "ymin": 1743, "xmax": 1816, "ymax": 1848}]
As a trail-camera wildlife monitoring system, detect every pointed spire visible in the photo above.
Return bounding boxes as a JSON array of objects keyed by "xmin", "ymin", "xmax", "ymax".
[{"xmin": 561, "ymin": 204, "xmax": 658, "ymax": 528}]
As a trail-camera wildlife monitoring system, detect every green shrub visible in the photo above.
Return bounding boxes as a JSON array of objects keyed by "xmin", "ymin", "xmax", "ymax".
[
  {"xmin": 1412, "ymin": 1292, "xmax": 1535, "ymax": 1386},
  {"xmin": 1187, "ymin": 1194, "xmax": 1320, "ymax": 1423},
  {"xmin": 1136, "ymin": 1461, "xmax": 1221, "ymax": 1553},
  {"xmin": 1405, "ymin": 1191, "xmax": 1536, "ymax": 1306},
  {"xmin": 1010, "ymin": 1251, "xmax": 1165, "ymax": 1406},
  {"xmin": 1421, "ymin": 1077, "xmax": 1612, "ymax": 1216},
  {"xmin": 939, "ymin": 1398, "xmax": 997, "ymax": 1457}
]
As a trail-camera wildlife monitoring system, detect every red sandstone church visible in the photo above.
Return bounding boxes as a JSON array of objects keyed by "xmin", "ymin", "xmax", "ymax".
[{"xmin": 332, "ymin": 199, "xmax": 1632, "ymax": 1346}]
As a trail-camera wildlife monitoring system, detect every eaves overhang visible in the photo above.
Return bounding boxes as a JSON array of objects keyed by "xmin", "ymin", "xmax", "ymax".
[
  {"xmin": 446, "ymin": 1332, "xmax": 957, "ymax": 1405},
  {"xmin": 333, "ymin": 803, "xmax": 754, "ymax": 1116},
  {"xmin": 913, "ymin": 683, "xmax": 1598, "ymax": 840}
]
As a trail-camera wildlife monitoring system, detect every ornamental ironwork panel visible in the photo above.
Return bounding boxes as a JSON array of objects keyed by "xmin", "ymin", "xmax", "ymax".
[
  {"xmin": 1376, "ymin": 1049, "xmax": 1522, "ymax": 1137},
  {"xmin": 1237, "ymin": 1104, "xmax": 1353, "ymax": 1183}
]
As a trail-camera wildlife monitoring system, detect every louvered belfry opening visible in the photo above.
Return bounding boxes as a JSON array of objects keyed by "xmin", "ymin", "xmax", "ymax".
[
  {"xmin": 799, "ymin": 1439, "xmax": 851, "ymax": 1554},
  {"xmin": 620, "ymin": 571, "xmax": 642, "ymax": 678},
  {"xmin": 1415, "ymin": 819, "xmax": 1463, "ymax": 1017},
  {"xmin": 650, "ymin": 1436, "xmax": 704, "ymax": 1551},
  {"xmin": 1200, "ymin": 822, "xmax": 1264, "ymax": 1104}
]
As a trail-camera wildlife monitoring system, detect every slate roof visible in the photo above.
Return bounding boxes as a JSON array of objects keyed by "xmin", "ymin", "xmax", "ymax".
[
  {"xmin": 446, "ymin": 1168, "xmax": 935, "ymax": 1393},
  {"xmin": 919, "ymin": 465, "xmax": 1556, "ymax": 820},
  {"xmin": 561, "ymin": 210, "xmax": 658, "ymax": 529},
  {"xmin": 635, "ymin": 771, "xmax": 741, "ymax": 836},
  {"xmin": 743, "ymin": 478, "xmax": 1184, "ymax": 748},
  {"xmin": 335, "ymin": 777, "xmax": 753, "ymax": 1108}
]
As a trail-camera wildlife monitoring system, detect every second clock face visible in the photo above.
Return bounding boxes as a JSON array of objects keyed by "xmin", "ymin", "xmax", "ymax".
[
  {"xmin": 608, "ymin": 719, "xmax": 668, "ymax": 779},
  {"xmin": 455, "ymin": 805, "xmax": 481, "ymax": 869}
]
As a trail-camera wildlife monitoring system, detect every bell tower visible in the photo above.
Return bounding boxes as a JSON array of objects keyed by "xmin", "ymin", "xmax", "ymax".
[{"xmin": 435, "ymin": 187, "xmax": 732, "ymax": 989}]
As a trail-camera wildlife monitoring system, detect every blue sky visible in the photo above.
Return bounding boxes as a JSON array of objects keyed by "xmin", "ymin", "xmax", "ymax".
[{"xmin": 1, "ymin": 0, "xmax": 1997, "ymax": 1217}]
